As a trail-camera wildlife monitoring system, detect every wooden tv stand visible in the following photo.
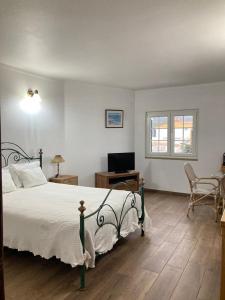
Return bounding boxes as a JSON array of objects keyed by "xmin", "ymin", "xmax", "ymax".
[{"xmin": 95, "ymin": 171, "xmax": 139, "ymax": 192}]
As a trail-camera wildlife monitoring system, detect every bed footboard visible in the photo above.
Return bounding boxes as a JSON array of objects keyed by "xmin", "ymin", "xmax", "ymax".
[{"xmin": 78, "ymin": 178, "xmax": 145, "ymax": 290}]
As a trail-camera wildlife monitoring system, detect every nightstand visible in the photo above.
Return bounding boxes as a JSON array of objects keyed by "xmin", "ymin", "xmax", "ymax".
[{"xmin": 49, "ymin": 175, "xmax": 78, "ymax": 185}]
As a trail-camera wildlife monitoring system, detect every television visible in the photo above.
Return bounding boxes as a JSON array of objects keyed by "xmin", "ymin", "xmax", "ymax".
[{"xmin": 108, "ymin": 152, "xmax": 135, "ymax": 173}]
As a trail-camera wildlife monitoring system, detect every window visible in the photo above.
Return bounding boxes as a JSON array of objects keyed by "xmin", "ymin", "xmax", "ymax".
[{"xmin": 146, "ymin": 109, "xmax": 198, "ymax": 159}]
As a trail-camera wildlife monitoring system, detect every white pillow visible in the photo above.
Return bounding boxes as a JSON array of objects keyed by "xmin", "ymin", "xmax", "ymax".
[
  {"xmin": 9, "ymin": 161, "xmax": 40, "ymax": 188},
  {"xmin": 2, "ymin": 168, "xmax": 17, "ymax": 193},
  {"xmin": 18, "ymin": 167, "xmax": 47, "ymax": 188}
]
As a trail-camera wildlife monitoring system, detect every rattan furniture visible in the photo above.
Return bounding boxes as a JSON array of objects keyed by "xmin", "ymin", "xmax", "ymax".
[{"xmin": 184, "ymin": 162, "xmax": 221, "ymax": 221}]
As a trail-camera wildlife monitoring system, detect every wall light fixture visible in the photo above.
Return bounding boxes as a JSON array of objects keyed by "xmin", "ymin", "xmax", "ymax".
[{"xmin": 20, "ymin": 88, "xmax": 42, "ymax": 114}]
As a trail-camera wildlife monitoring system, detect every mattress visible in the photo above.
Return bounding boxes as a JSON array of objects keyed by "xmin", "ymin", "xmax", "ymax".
[{"xmin": 3, "ymin": 182, "xmax": 150, "ymax": 268}]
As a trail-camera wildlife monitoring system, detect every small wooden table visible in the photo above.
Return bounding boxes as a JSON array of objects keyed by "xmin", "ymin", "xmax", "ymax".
[{"xmin": 49, "ymin": 175, "xmax": 78, "ymax": 185}]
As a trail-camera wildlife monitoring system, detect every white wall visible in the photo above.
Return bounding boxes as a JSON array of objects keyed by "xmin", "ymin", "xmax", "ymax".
[
  {"xmin": 0, "ymin": 64, "xmax": 65, "ymax": 177},
  {"xmin": 135, "ymin": 82, "xmax": 225, "ymax": 193},
  {"xmin": 64, "ymin": 81, "xmax": 135, "ymax": 186},
  {"xmin": 2, "ymin": 63, "xmax": 225, "ymax": 192},
  {"xmin": 0, "ymin": 65, "xmax": 134, "ymax": 184}
]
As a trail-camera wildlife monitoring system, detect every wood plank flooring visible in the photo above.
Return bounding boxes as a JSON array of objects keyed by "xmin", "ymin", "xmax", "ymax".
[{"xmin": 3, "ymin": 191, "xmax": 221, "ymax": 300}]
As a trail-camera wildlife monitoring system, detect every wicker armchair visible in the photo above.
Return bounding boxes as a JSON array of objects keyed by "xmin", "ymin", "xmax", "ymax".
[{"xmin": 184, "ymin": 163, "xmax": 221, "ymax": 221}]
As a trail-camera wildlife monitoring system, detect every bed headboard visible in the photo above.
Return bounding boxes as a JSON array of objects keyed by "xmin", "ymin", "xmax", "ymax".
[{"xmin": 1, "ymin": 142, "xmax": 43, "ymax": 168}]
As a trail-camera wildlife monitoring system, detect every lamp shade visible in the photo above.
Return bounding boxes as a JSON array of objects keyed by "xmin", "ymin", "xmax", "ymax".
[{"xmin": 51, "ymin": 155, "xmax": 65, "ymax": 164}]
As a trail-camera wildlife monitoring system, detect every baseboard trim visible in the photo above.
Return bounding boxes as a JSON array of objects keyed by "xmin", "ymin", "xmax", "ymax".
[{"xmin": 144, "ymin": 188, "xmax": 189, "ymax": 197}]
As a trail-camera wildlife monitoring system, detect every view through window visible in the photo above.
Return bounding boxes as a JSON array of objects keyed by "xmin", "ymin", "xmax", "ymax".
[{"xmin": 146, "ymin": 110, "xmax": 198, "ymax": 159}]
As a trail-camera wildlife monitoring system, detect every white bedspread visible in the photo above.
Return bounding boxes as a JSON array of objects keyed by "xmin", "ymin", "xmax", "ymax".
[{"xmin": 3, "ymin": 182, "xmax": 150, "ymax": 268}]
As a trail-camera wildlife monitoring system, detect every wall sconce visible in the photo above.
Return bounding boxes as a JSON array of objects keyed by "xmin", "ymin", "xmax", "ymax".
[{"xmin": 20, "ymin": 88, "xmax": 42, "ymax": 114}]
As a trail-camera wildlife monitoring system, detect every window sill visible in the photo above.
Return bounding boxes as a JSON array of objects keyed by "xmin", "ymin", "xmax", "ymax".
[{"xmin": 145, "ymin": 156, "xmax": 198, "ymax": 161}]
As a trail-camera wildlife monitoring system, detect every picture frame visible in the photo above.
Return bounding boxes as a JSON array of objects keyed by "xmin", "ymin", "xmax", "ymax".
[{"xmin": 105, "ymin": 109, "xmax": 124, "ymax": 128}]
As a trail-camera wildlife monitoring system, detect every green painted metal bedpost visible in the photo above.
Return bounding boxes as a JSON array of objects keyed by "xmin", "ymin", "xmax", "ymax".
[
  {"xmin": 78, "ymin": 200, "xmax": 86, "ymax": 290},
  {"xmin": 140, "ymin": 178, "xmax": 145, "ymax": 236},
  {"xmin": 39, "ymin": 148, "xmax": 43, "ymax": 169}
]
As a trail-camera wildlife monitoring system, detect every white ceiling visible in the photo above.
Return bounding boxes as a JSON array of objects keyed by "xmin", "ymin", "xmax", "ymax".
[{"xmin": 1, "ymin": 0, "xmax": 225, "ymax": 89}]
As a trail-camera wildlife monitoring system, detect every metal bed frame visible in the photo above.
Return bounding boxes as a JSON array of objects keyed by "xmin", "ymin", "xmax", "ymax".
[
  {"xmin": 78, "ymin": 179, "xmax": 145, "ymax": 289},
  {"xmin": 1, "ymin": 143, "xmax": 145, "ymax": 290},
  {"xmin": 1, "ymin": 142, "xmax": 43, "ymax": 168}
]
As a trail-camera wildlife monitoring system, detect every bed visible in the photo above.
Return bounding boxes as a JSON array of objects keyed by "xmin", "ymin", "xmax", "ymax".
[{"xmin": 2, "ymin": 142, "xmax": 149, "ymax": 289}]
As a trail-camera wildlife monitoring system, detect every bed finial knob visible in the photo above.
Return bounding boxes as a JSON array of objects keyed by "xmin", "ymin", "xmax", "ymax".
[
  {"xmin": 79, "ymin": 200, "xmax": 86, "ymax": 215},
  {"xmin": 140, "ymin": 177, "xmax": 145, "ymax": 187}
]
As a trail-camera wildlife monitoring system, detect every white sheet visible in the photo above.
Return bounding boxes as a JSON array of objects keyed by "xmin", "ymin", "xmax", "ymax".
[{"xmin": 3, "ymin": 182, "xmax": 150, "ymax": 268}]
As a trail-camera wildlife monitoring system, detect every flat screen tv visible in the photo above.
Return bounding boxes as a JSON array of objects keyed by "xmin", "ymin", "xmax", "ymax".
[{"xmin": 108, "ymin": 152, "xmax": 135, "ymax": 173}]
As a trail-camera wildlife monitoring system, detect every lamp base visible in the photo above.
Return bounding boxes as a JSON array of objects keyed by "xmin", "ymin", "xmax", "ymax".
[{"xmin": 55, "ymin": 163, "xmax": 60, "ymax": 178}]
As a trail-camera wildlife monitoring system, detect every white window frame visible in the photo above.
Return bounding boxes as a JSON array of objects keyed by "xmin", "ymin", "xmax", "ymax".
[
  {"xmin": 146, "ymin": 111, "xmax": 171, "ymax": 158},
  {"xmin": 146, "ymin": 109, "xmax": 198, "ymax": 160}
]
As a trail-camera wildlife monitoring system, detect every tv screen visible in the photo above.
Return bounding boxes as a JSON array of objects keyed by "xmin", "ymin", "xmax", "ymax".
[{"xmin": 108, "ymin": 152, "xmax": 135, "ymax": 173}]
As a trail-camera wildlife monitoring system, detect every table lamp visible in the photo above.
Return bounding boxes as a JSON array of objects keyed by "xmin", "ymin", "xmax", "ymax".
[{"xmin": 52, "ymin": 155, "xmax": 65, "ymax": 177}]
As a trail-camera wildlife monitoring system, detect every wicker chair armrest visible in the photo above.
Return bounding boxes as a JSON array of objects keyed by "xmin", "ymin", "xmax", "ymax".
[
  {"xmin": 197, "ymin": 177, "xmax": 220, "ymax": 185},
  {"xmin": 200, "ymin": 176, "xmax": 221, "ymax": 180},
  {"xmin": 192, "ymin": 181, "xmax": 218, "ymax": 189}
]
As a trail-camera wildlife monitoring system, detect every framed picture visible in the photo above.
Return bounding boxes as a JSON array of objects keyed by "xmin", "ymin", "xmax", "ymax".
[{"xmin": 105, "ymin": 110, "xmax": 124, "ymax": 128}]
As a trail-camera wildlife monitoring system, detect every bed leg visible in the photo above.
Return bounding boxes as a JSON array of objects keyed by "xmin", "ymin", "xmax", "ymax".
[
  {"xmin": 79, "ymin": 265, "xmax": 86, "ymax": 290},
  {"xmin": 78, "ymin": 201, "xmax": 86, "ymax": 290},
  {"xmin": 141, "ymin": 223, "xmax": 145, "ymax": 237},
  {"xmin": 140, "ymin": 178, "xmax": 145, "ymax": 237}
]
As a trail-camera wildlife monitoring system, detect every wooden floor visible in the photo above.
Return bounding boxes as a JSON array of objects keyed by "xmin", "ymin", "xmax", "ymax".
[{"xmin": 4, "ymin": 191, "xmax": 221, "ymax": 300}]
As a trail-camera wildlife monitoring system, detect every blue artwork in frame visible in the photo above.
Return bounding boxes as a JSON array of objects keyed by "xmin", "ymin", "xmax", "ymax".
[{"xmin": 105, "ymin": 110, "xmax": 124, "ymax": 128}]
